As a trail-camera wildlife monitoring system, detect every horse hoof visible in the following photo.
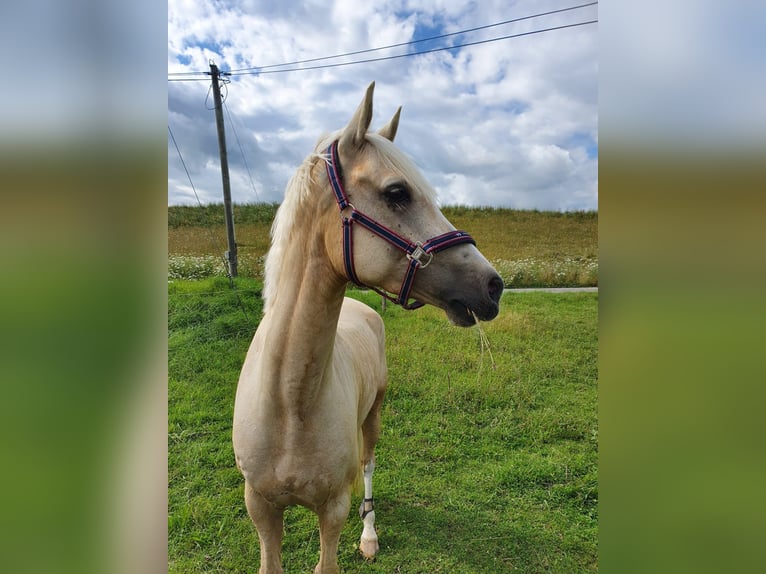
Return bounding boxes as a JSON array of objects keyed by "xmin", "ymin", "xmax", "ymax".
[{"xmin": 359, "ymin": 537, "xmax": 379, "ymax": 559}]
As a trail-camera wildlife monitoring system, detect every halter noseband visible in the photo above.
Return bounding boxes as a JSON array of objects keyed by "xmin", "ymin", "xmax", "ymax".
[{"xmin": 325, "ymin": 140, "xmax": 476, "ymax": 310}]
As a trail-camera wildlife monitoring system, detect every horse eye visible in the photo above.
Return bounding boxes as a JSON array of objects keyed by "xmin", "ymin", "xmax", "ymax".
[{"xmin": 382, "ymin": 185, "xmax": 410, "ymax": 210}]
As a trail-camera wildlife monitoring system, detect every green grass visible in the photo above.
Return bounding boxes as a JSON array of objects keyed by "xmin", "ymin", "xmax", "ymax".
[
  {"xmin": 168, "ymin": 202, "xmax": 281, "ymax": 228},
  {"xmin": 168, "ymin": 204, "xmax": 598, "ymax": 288},
  {"xmin": 169, "ymin": 278, "xmax": 598, "ymax": 573}
]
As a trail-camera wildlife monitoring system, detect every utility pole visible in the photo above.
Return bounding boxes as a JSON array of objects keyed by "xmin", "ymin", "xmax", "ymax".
[{"xmin": 209, "ymin": 60, "xmax": 238, "ymax": 277}]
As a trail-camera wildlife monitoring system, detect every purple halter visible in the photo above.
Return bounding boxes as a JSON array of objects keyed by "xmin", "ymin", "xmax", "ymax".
[{"xmin": 325, "ymin": 140, "xmax": 476, "ymax": 310}]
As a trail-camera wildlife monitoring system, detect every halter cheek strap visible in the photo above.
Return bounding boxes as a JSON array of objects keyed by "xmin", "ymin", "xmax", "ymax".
[{"xmin": 325, "ymin": 140, "xmax": 476, "ymax": 310}]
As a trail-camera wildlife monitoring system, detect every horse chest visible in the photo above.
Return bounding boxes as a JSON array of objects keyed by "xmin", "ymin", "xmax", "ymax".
[
  {"xmin": 239, "ymin": 423, "xmax": 358, "ymax": 507},
  {"xmin": 234, "ymin": 390, "xmax": 360, "ymax": 498}
]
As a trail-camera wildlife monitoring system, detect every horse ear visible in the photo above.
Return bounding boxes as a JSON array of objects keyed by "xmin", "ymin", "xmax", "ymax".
[
  {"xmin": 339, "ymin": 81, "xmax": 375, "ymax": 153},
  {"xmin": 378, "ymin": 106, "xmax": 401, "ymax": 142}
]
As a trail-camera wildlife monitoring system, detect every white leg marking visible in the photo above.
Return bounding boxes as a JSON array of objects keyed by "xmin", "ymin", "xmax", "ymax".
[
  {"xmin": 363, "ymin": 459, "xmax": 374, "ymax": 500},
  {"xmin": 359, "ymin": 459, "xmax": 379, "ymax": 558}
]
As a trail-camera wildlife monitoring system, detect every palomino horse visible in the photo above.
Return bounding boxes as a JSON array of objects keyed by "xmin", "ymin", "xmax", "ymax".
[{"xmin": 232, "ymin": 82, "xmax": 503, "ymax": 574}]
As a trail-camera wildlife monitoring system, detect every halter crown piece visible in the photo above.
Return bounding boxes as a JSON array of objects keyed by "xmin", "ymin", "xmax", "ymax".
[{"xmin": 325, "ymin": 140, "xmax": 477, "ymax": 310}]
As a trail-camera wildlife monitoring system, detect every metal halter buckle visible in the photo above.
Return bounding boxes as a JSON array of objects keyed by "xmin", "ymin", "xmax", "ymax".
[{"xmin": 407, "ymin": 244, "xmax": 433, "ymax": 268}]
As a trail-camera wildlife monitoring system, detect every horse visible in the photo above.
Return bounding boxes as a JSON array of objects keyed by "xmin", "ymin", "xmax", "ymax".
[{"xmin": 232, "ymin": 82, "xmax": 504, "ymax": 574}]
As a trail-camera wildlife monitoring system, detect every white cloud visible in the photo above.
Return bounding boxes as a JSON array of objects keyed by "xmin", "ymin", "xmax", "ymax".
[{"xmin": 168, "ymin": 0, "xmax": 598, "ymax": 210}]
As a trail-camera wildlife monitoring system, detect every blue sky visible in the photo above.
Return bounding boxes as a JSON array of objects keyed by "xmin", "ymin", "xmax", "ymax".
[{"xmin": 168, "ymin": 1, "xmax": 599, "ymax": 210}]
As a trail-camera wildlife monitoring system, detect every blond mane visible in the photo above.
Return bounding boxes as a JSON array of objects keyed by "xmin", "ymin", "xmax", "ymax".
[{"xmin": 262, "ymin": 131, "xmax": 336, "ymax": 310}]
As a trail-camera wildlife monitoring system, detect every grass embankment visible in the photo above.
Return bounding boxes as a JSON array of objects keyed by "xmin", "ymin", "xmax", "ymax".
[
  {"xmin": 168, "ymin": 204, "xmax": 597, "ymax": 287},
  {"xmin": 169, "ymin": 279, "xmax": 598, "ymax": 573}
]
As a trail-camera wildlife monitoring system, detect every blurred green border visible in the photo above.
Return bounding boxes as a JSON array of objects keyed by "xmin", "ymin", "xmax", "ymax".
[{"xmin": 600, "ymin": 150, "xmax": 766, "ymax": 573}]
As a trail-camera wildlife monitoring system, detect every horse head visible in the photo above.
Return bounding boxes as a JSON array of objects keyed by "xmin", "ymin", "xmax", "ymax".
[{"xmin": 326, "ymin": 82, "xmax": 503, "ymax": 326}]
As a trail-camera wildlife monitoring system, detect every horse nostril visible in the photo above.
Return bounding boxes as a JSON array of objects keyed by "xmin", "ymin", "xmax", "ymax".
[{"xmin": 487, "ymin": 274, "xmax": 504, "ymax": 302}]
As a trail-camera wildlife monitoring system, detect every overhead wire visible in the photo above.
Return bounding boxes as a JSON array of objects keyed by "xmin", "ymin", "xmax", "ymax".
[
  {"xmin": 223, "ymin": 99, "xmax": 261, "ymax": 202},
  {"xmin": 168, "ymin": 77, "xmax": 210, "ymax": 82},
  {"xmin": 168, "ymin": 2, "xmax": 597, "ymax": 79},
  {"xmin": 168, "ymin": 119, "xmax": 253, "ymax": 323},
  {"xmin": 167, "ymin": 124, "xmax": 230, "ymax": 273},
  {"xmin": 230, "ymin": 20, "xmax": 596, "ymax": 76},
  {"xmin": 229, "ymin": 1, "xmax": 598, "ymax": 73},
  {"xmin": 167, "ymin": 125, "xmax": 207, "ymax": 210}
]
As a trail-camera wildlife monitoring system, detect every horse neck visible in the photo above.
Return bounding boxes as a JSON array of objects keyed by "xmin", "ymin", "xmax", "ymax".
[{"xmin": 259, "ymin": 177, "xmax": 347, "ymax": 412}]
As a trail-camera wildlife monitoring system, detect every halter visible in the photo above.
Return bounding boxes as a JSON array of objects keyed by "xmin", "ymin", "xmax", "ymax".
[{"xmin": 325, "ymin": 140, "xmax": 476, "ymax": 310}]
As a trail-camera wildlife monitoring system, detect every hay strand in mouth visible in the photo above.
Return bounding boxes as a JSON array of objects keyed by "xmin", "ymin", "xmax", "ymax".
[{"xmin": 471, "ymin": 311, "xmax": 496, "ymax": 382}]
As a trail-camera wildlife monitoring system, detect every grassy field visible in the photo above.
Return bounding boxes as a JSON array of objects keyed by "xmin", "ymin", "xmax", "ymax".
[
  {"xmin": 169, "ymin": 278, "xmax": 598, "ymax": 573},
  {"xmin": 168, "ymin": 204, "xmax": 598, "ymax": 288}
]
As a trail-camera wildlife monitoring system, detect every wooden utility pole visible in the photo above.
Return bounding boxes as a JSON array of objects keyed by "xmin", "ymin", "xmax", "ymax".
[{"xmin": 209, "ymin": 60, "xmax": 238, "ymax": 277}]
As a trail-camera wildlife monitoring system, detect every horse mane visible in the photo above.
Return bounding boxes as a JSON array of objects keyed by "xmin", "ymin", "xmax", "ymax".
[
  {"xmin": 262, "ymin": 130, "xmax": 437, "ymax": 311},
  {"xmin": 262, "ymin": 131, "xmax": 335, "ymax": 310}
]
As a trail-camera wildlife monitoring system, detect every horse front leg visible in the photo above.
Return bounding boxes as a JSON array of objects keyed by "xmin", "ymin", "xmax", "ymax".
[
  {"xmin": 314, "ymin": 492, "xmax": 351, "ymax": 574},
  {"xmin": 244, "ymin": 482, "xmax": 285, "ymax": 574},
  {"xmin": 358, "ymin": 457, "xmax": 379, "ymax": 558},
  {"xmin": 359, "ymin": 387, "xmax": 385, "ymax": 559}
]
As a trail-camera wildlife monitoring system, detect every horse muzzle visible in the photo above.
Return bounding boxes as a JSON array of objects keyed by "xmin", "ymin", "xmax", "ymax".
[{"xmin": 440, "ymin": 269, "xmax": 504, "ymax": 327}]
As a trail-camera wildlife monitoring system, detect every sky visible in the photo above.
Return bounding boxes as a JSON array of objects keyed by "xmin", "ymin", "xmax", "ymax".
[{"xmin": 168, "ymin": 0, "xmax": 599, "ymax": 211}]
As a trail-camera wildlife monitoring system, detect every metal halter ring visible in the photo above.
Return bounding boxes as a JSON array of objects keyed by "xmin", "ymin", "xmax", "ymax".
[
  {"xmin": 338, "ymin": 203, "xmax": 356, "ymax": 222},
  {"xmin": 407, "ymin": 244, "xmax": 433, "ymax": 268}
]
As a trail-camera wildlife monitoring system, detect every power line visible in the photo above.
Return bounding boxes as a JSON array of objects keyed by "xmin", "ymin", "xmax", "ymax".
[
  {"xmin": 168, "ymin": 124, "xmax": 230, "ymax": 273},
  {"xmin": 168, "ymin": 77, "xmax": 210, "ymax": 82},
  {"xmin": 168, "ymin": 122, "xmax": 253, "ymax": 321},
  {"xmin": 168, "ymin": 70, "xmax": 208, "ymax": 75},
  {"xmin": 230, "ymin": 20, "xmax": 596, "ymax": 76},
  {"xmin": 168, "ymin": 125, "xmax": 206, "ymax": 209},
  {"xmin": 223, "ymin": 99, "xmax": 261, "ymax": 202},
  {"xmin": 167, "ymin": 2, "xmax": 597, "ymax": 79},
  {"xmin": 230, "ymin": 1, "xmax": 597, "ymax": 73}
]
